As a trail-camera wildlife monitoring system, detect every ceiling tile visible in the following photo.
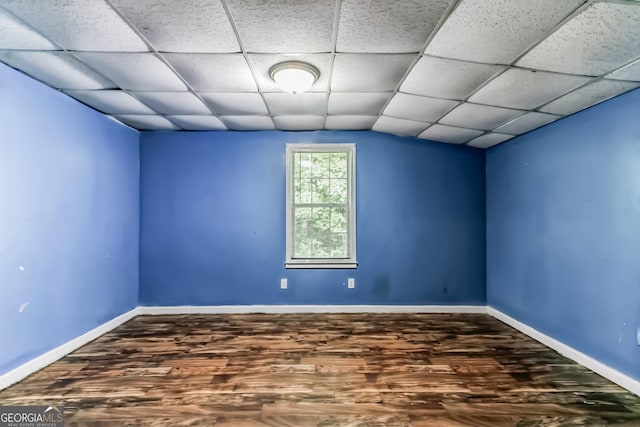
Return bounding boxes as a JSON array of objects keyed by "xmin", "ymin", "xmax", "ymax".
[
  {"xmin": 539, "ymin": 80, "xmax": 640, "ymax": 116},
  {"xmin": 439, "ymin": 103, "xmax": 523, "ymax": 130},
  {"xmin": 467, "ymin": 133, "xmax": 514, "ymax": 149},
  {"xmin": 0, "ymin": 8, "xmax": 57, "ymax": 50},
  {"xmin": 132, "ymin": 92, "xmax": 211, "ymax": 115},
  {"xmin": 337, "ymin": 0, "xmax": 452, "ymax": 53},
  {"xmin": 0, "ymin": 51, "xmax": 114, "ymax": 89},
  {"xmin": 327, "ymin": 92, "xmax": 391, "ymax": 115},
  {"xmin": 225, "ymin": 0, "xmax": 335, "ymax": 53},
  {"xmin": 164, "ymin": 54, "xmax": 256, "ymax": 92},
  {"xmin": 0, "ymin": 0, "xmax": 147, "ymax": 52},
  {"xmin": 273, "ymin": 115, "xmax": 326, "ymax": 131},
  {"xmin": 248, "ymin": 54, "xmax": 331, "ymax": 92},
  {"xmin": 263, "ymin": 93, "xmax": 327, "ymax": 115},
  {"xmin": 221, "ymin": 115, "xmax": 275, "ymax": 130},
  {"xmin": 606, "ymin": 59, "xmax": 640, "ymax": 82},
  {"xmin": 74, "ymin": 53, "xmax": 186, "ymax": 91},
  {"xmin": 517, "ymin": 3, "xmax": 640, "ymax": 76},
  {"xmin": 166, "ymin": 115, "xmax": 227, "ymax": 130},
  {"xmin": 201, "ymin": 93, "xmax": 267, "ymax": 115},
  {"xmin": 493, "ymin": 112, "xmax": 560, "ymax": 135},
  {"xmin": 325, "ymin": 115, "xmax": 377, "ymax": 130},
  {"xmin": 418, "ymin": 124, "xmax": 483, "ymax": 144},
  {"xmin": 65, "ymin": 90, "xmax": 155, "ymax": 114},
  {"xmin": 383, "ymin": 93, "xmax": 457, "ymax": 123},
  {"xmin": 332, "ymin": 54, "xmax": 415, "ymax": 91},
  {"xmin": 110, "ymin": 0, "xmax": 239, "ymax": 53},
  {"xmin": 401, "ymin": 56, "xmax": 503, "ymax": 100},
  {"xmin": 372, "ymin": 116, "xmax": 429, "ymax": 137},
  {"xmin": 115, "ymin": 115, "xmax": 180, "ymax": 130},
  {"xmin": 469, "ymin": 68, "xmax": 591, "ymax": 109},
  {"xmin": 425, "ymin": 0, "xmax": 583, "ymax": 64}
]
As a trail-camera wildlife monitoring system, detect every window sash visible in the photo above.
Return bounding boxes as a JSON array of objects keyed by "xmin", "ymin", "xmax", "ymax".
[{"xmin": 291, "ymin": 204, "xmax": 350, "ymax": 259}]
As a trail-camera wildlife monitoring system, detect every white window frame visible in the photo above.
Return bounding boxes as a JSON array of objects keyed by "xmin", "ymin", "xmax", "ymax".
[{"xmin": 285, "ymin": 143, "xmax": 357, "ymax": 269}]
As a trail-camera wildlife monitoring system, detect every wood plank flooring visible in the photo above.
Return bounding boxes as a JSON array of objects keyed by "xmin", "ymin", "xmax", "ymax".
[{"xmin": 1, "ymin": 313, "xmax": 639, "ymax": 426}]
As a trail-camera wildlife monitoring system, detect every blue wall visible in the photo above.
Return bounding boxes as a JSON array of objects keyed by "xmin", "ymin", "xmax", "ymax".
[
  {"xmin": 487, "ymin": 88, "xmax": 640, "ymax": 381},
  {"xmin": 140, "ymin": 131, "xmax": 486, "ymax": 306},
  {"xmin": 0, "ymin": 64, "xmax": 140, "ymax": 375},
  {"xmin": 3, "ymin": 56, "xmax": 639, "ymax": 386}
]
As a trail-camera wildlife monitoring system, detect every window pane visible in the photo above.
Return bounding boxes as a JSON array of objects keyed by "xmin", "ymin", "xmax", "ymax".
[
  {"xmin": 330, "ymin": 153, "xmax": 347, "ymax": 178},
  {"xmin": 311, "ymin": 207, "xmax": 332, "ymax": 258},
  {"xmin": 299, "ymin": 152, "xmax": 312, "ymax": 178},
  {"xmin": 312, "ymin": 153, "xmax": 331, "ymax": 178},
  {"xmin": 293, "ymin": 207, "xmax": 312, "ymax": 257},
  {"xmin": 295, "ymin": 178, "xmax": 312, "ymax": 204},
  {"xmin": 330, "ymin": 234, "xmax": 348, "ymax": 258},
  {"xmin": 330, "ymin": 207, "xmax": 347, "ymax": 233},
  {"xmin": 329, "ymin": 178, "xmax": 347, "ymax": 203},
  {"xmin": 294, "ymin": 178, "xmax": 301, "ymax": 203},
  {"xmin": 311, "ymin": 178, "xmax": 331, "ymax": 203}
]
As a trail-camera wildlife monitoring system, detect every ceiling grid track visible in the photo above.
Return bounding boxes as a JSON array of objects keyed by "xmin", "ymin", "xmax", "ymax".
[
  {"xmin": 322, "ymin": 0, "xmax": 343, "ymax": 130},
  {"xmin": 220, "ymin": 0, "xmax": 276, "ymax": 130}
]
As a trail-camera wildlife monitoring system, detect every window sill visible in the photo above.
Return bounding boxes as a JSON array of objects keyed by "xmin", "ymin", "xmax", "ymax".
[{"xmin": 285, "ymin": 262, "xmax": 358, "ymax": 269}]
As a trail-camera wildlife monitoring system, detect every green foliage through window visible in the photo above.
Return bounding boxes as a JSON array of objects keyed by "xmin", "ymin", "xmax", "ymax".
[{"xmin": 292, "ymin": 151, "xmax": 349, "ymax": 259}]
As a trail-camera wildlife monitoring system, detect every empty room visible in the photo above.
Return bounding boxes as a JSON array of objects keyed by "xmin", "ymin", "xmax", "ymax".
[{"xmin": 1, "ymin": 0, "xmax": 640, "ymax": 425}]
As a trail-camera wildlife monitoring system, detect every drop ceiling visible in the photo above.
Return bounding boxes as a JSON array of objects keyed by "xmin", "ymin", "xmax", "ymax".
[{"xmin": 1, "ymin": 0, "xmax": 639, "ymax": 149}]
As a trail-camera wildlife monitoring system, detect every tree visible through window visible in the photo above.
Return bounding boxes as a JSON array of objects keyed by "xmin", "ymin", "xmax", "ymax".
[{"xmin": 286, "ymin": 144, "xmax": 356, "ymax": 268}]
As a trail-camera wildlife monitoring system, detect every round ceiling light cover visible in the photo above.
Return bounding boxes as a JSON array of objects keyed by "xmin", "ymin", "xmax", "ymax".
[{"xmin": 269, "ymin": 61, "xmax": 320, "ymax": 94}]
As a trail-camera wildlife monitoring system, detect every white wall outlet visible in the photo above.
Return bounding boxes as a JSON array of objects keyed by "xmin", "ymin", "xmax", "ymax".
[
  {"xmin": 280, "ymin": 278, "xmax": 287, "ymax": 289},
  {"xmin": 637, "ymin": 327, "xmax": 640, "ymax": 346},
  {"xmin": 348, "ymin": 278, "xmax": 355, "ymax": 289}
]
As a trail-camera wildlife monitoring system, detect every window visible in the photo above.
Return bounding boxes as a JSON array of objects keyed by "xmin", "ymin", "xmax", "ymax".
[{"xmin": 286, "ymin": 143, "xmax": 356, "ymax": 269}]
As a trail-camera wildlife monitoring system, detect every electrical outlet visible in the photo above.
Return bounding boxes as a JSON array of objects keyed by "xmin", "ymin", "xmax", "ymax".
[
  {"xmin": 348, "ymin": 278, "xmax": 355, "ymax": 289},
  {"xmin": 637, "ymin": 327, "xmax": 640, "ymax": 346},
  {"xmin": 280, "ymin": 278, "xmax": 287, "ymax": 289}
]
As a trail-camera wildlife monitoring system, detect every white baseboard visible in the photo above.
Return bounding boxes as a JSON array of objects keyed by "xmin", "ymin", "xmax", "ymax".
[
  {"xmin": 137, "ymin": 304, "xmax": 487, "ymax": 315},
  {"xmin": 487, "ymin": 306, "xmax": 640, "ymax": 397},
  {"xmin": 0, "ymin": 307, "xmax": 140, "ymax": 391},
  {"xmin": 3, "ymin": 304, "xmax": 638, "ymax": 398},
  {"xmin": 0, "ymin": 304, "xmax": 483, "ymax": 391}
]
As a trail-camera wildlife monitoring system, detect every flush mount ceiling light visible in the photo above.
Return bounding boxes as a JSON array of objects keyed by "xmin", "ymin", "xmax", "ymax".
[{"xmin": 269, "ymin": 61, "xmax": 320, "ymax": 94}]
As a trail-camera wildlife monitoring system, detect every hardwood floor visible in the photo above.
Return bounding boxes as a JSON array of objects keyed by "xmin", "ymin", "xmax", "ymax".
[{"xmin": 1, "ymin": 313, "xmax": 639, "ymax": 426}]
